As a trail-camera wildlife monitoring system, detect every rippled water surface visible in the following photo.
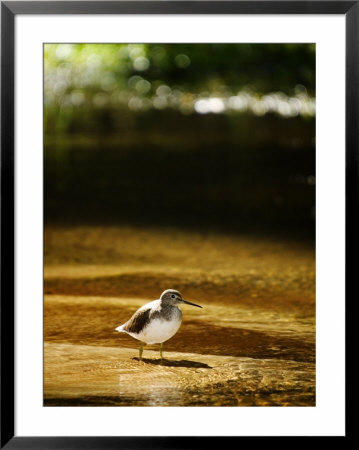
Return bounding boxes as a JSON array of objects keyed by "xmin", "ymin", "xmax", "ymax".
[{"xmin": 44, "ymin": 226, "xmax": 315, "ymax": 406}]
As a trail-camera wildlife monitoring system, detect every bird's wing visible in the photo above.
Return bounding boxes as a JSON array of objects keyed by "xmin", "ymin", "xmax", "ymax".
[{"xmin": 122, "ymin": 307, "xmax": 152, "ymax": 334}]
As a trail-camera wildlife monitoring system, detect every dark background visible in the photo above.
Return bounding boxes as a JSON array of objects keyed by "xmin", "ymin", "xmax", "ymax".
[{"xmin": 44, "ymin": 44, "xmax": 315, "ymax": 238}]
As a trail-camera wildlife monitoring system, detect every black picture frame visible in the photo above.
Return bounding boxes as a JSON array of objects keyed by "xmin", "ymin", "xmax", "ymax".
[{"xmin": 1, "ymin": 1, "xmax": 353, "ymax": 447}]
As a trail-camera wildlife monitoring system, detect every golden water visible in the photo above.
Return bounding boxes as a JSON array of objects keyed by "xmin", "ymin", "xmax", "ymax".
[{"xmin": 44, "ymin": 226, "xmax": 315, "ymax": 406}]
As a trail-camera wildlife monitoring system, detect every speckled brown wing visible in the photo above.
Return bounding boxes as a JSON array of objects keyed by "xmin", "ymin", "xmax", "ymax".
[{"xmin": 123, "ymin": 307, "xmax": 152, "ymax": 334}]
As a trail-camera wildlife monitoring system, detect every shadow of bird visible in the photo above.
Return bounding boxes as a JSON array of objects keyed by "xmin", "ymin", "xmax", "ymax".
[{"xmin": 133, "ymin": 357, "xmax": 212, "ymax": 369}]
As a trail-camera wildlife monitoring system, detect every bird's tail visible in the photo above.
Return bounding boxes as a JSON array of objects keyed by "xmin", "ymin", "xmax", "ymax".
[{"xmin": 115, "ymin": 324, "xmax": 126, "ymax": 333}]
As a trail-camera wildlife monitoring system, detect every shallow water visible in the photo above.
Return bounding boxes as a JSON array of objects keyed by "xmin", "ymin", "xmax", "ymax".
[
  {"xmin": 45, "ymin": 295, "xmax": 314, "ymax": 362},
  {"xmin": 44, "ymin": 225, "xmax": 315, "ymax": 406},
  {"xmin": 44, "ymin": 342, "xmax": 315, "ymax": 407}
]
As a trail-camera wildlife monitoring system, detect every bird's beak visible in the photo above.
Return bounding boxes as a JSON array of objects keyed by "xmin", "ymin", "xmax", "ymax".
[{"xmin": 179, "ymin": 298, "xmax": 202, "ymax": 308}]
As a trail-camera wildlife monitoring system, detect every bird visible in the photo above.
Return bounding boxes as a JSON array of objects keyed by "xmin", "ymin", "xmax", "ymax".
[{"xmin": 115, "ymin": 289, "xmax": 202, "ymax": 361}]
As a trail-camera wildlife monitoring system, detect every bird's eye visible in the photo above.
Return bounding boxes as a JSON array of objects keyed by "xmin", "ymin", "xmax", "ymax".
[{"xmin": 171, "ymin": 294, "xmax": 176, "ymax": 299}]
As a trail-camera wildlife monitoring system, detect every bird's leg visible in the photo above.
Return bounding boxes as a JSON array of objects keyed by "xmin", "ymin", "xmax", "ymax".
[
  {"xmin": 139, "ymin": 342, "xmax": 144, "ymax": 361},
  {"xmin": 160, "ymin": 342, "xmax": 163, "ymax": 360}
]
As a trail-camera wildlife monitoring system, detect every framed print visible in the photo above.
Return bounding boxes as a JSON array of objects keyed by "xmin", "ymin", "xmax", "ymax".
[{"xmin": 1, "ymin": 1, "xmax": 353, "ymax": 446}]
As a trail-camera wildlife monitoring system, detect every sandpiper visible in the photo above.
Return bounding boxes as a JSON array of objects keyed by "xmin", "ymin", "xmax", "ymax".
[{"xmin": 115, "ymin": 289, "xmax": 202, "ymax": 360}]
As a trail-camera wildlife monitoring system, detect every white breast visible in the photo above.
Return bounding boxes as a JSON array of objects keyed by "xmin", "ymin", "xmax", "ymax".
[{"xmin": 130, "ymin": 315, "xmax": 182, "ymax": 345}]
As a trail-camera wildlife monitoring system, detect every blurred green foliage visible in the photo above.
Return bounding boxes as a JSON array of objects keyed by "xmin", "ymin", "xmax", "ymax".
[
  {"xmin": 44, "ymin": 44, "xmax": 315, "ymax": 236},
  {"xmin": 44, "ymin": 43, "xmax": 315, "ymax": 134},
  {"xmin": 45, "ymin": 43, "xmax": 315, "ymax": 96}
]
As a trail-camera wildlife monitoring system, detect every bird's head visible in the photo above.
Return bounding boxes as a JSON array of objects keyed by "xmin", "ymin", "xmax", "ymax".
[{"xmin": 160, "ymin": 289, "xmax": 202, "ymax": 308}]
